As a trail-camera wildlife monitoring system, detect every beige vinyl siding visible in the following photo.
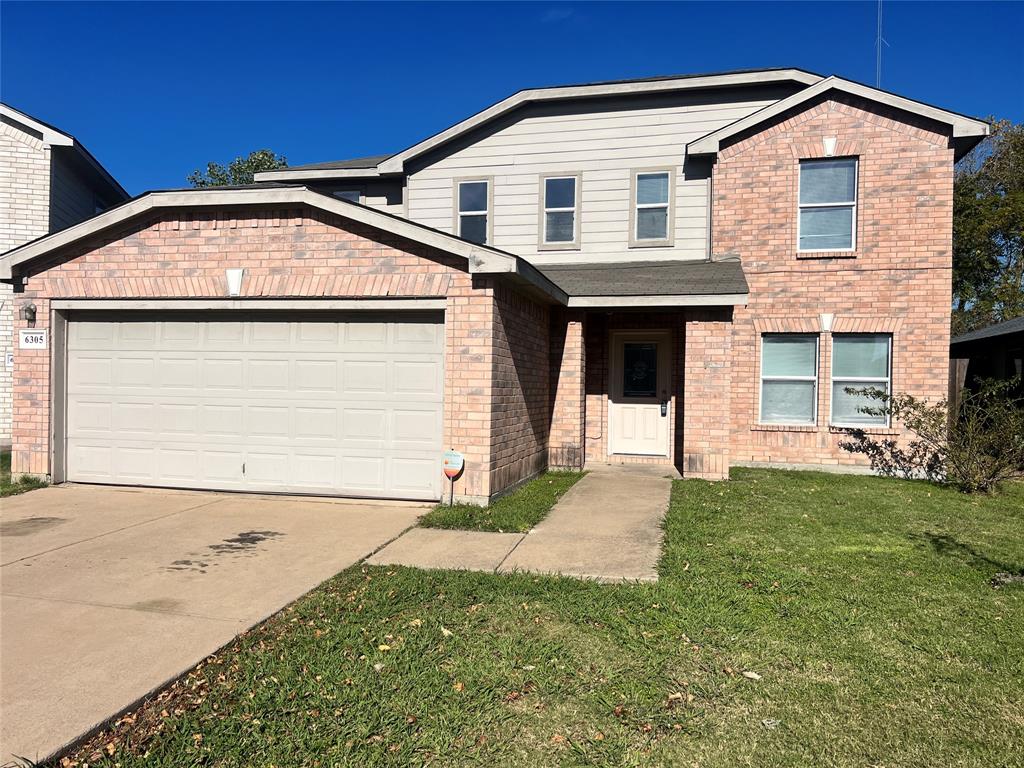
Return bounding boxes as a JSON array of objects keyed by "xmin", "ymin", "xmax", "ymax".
[
  {"xmin": 405, "ymin": 89, "xmax": 790, "ymax": 265},
  {"xmin": 49, "ymin": 150, "xmax": 108, "ymax": 232}
]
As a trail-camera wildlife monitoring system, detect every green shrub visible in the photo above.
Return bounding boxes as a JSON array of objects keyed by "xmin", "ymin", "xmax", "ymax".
[{"xmin": 839, "ymin": 378, "xmax": 1024, "ymax": 493}]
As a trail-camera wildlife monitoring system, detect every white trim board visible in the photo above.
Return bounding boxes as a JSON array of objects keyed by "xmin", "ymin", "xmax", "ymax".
[
  {"xmin": 49, "ymin": 298, "xmax": 448, "ymax": 311},
  {"xmin": 567, "ymin": 293, "xmax": 748, "ymax": 308}
]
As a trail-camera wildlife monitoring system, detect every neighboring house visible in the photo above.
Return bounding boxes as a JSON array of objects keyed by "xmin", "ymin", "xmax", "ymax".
[
  {"xmin": 949, "ymin": 317, "xmax": 1024, "ymax": 402},
  {"xmin": 0, "ymin": 69, "xmax": 989, "ymax": 503},
  {"xmin": 0, "ymin": 103, "xmax": 128, "ymax": 449}
]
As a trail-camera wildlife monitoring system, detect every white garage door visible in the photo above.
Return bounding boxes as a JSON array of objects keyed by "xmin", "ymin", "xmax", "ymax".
[{"xmin": 65, "ymin": 312, "xmax": 444, "ymax": 500}]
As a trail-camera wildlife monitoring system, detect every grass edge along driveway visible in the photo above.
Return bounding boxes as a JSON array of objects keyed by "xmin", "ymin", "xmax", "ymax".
[
  {"xmin": 0, "ymin": 449, "xmax": 47, "ymax": 497},
  {"xmin": 56, "ymin": 468, "xmax": 1023, "ymax": 768},
  {"xmin": 418, "ymin": 470, "xmax": 584, "ymax": 532}
]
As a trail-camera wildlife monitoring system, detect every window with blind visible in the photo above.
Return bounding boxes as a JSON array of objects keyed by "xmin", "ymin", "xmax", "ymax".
[
  {"xmin": 798, "ymin": 158, "xmax": 857, "ymax": 251},
  {"xmin": 541, "ymin": 175, "xmax": 579, "ymax": 246},
  {"xmin": 631, "ymin": 170, "xmax": 672, "ymax": 245},
  {"xmin": 831, "ymin": 334, "xmax": 891, "ymax": 426},
  {"xmin": 457, "ymin": 179, "xmax": 490, "ymax": 245},
  {"xmin": 760, "ymin": 334, "xmax": 819, "ymax": 425}
]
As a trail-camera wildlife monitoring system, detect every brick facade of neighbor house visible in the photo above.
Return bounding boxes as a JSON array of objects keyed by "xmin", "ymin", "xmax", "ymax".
[
  {"xmin": 0, "ymin": 122, "xmax": 52, "ymax": 447},
  {"xmin": 9, "ymin": 206, "xmax": 549, "ymax": 503},
  {"xmin": 715, "ymin": 95, "xmax": 954, "ymax": 472}
]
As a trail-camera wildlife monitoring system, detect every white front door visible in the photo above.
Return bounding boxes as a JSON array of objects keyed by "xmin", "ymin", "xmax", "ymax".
[{"xmin": 608, "ymin": 331, "xmax": 671, "ymax": 456}]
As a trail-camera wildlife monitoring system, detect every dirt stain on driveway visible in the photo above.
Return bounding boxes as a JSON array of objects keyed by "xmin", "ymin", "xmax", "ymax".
[
  {"xmin": 166, "ymin": 530, "xmax": 285, "ymax": 573},
  {"xmin": 0, "ymin": 517, "xmax": 67, "ymax": 537}
]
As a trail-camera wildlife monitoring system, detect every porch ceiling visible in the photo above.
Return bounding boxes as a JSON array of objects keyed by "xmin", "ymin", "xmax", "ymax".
[{"xmin": 538, "ymin": 259, "xmax": 749, "ymax": 308}]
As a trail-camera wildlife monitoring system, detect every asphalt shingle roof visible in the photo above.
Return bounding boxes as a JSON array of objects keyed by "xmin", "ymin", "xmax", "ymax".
[
  {"xmin": 281, "ymin": 154, "xmax": 393, "ymax": 172},
  {"xmin": 537, "ymin": 259, "xmax": 748, "ymax": 297},
  {"xmin": 950, "ymin": 316, "xmax": 1024, "ymax": 346}
]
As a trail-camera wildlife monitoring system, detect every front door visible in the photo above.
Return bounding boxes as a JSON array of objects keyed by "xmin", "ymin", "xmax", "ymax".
[{"xmin": 608, "ymin": 331, "xmax": 671, "ymax": 456}]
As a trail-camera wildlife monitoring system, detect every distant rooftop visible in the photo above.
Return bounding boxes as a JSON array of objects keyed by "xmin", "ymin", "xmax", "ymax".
[{"xmin": 951, "ymin": 316, "xmax": 1024, "ymax": 346}]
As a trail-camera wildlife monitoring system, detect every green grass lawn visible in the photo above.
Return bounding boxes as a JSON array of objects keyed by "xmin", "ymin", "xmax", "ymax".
[
  {"xmin": 61, "ymin": 469, "xmax": 1023, "ymax": 767},
  {"xmin": 418, "ymin": 471, "xmax": 584, "ymax": 532},
  {"xmin": 0, "ymin": 449, "xmax": 47, "ymax": 497}
]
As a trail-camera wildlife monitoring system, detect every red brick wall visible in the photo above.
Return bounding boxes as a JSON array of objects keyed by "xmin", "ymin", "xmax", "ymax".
[
  {"xmin": 712, "ymin": 95, "xmax": 954, "ymax": 468},
  {"xmin": 682, "ymin": 310, "xmax": 733, "ymax": 479},
  {"xmin": 549, "ymin": 309, "xmax": 586, "ymax": 469},
  {"xmin": 11, "ymin": 206, "xmax": 539, "ymax": 501},
  {"xmin": 489, "ymin": 283, "xmax": 550, "ymax": 492}
]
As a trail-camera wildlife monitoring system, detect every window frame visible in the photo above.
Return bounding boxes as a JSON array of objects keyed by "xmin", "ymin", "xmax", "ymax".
[
  {"xmin": 453, "ymin": 176, "xmax": 493, "ymax": 245},
  {"xmin": 797, "ymin": 157, "xmax": 858, "ymax": 254},
  {"xmin": 332, "ymin": 188, "xmax": 363, "ymax": 204},
  {"xmin": 629, "ymin": 167, "xmax": 675, "ymax": 248},
  {"xmin": 829, "ymin": 333, "xmax": 892, "ymax": 428},
  {"xmin": 538, "ymin": 172, "xmax": 581, "ymax": 250},
  {"xmin": 759, "ymin": 333, "xmax": 820, "ymax": 426}
]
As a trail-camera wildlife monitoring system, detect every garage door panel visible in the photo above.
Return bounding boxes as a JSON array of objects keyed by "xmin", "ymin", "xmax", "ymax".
[
  {"xmin": 69, "ymin": 357, "xmax": 113, "ymax": 388},
  {"xmin": 67, "ymin": 312, "xmax": 444, "ymax": 500},
  {"xmin": 390, "ymin": 458, "xmax": 437, "ymax": 495},
  {"xmin": 68, "ymin": 401, "xmax": 112, "ymax": 434},
  {"xmin": 159, "ymin": 448, "xmax": 201, "ymax": 481},
  {"xmin": 113, "ymin": 402, "xmax": 156, "ymax": 436},
  {"xmin": 341, "ymin": 456, "xmax": 386, "ymax": 491},
  {"xmin": 248, "ymin": 359, "xmax": 290, "ymax": 391}
]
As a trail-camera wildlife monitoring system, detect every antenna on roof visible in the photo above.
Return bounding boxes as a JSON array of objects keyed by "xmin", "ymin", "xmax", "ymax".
[{"xmin": 875, "ymin": 0, "xmax": 890, "ymax": 88}]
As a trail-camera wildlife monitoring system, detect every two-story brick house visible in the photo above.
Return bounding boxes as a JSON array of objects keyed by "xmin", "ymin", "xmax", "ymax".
[
  {"xmin": 0, "ymin": 103, "xmax": 128, "ymax": 449},
  {"xmin": 0, "ymin": 69, "xmax": 988, "ymax": 503}
]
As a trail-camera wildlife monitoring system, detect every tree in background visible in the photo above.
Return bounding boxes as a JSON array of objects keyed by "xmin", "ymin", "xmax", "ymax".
[
  {"xmin": 952, "ymin": 119, "xmax": 1024, "ymax": 334},
  {"xmin": 187, "ymin": 149, "xmax": 287, "ymax": 188}
]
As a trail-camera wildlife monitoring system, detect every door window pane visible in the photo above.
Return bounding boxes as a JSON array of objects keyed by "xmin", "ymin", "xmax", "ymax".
[{"xmin": 622, "ymin": 343, "xmax": 657, "ymax": 398}]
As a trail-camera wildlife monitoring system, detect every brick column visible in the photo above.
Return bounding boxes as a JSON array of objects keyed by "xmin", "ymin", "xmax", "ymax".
[
  {"xmin": 682, "ymin": 310, "xmax": 732, "ymax": 480},
  {"xmin": 548, "ymin": 309, "xmax": 586, "ymax": 469}
]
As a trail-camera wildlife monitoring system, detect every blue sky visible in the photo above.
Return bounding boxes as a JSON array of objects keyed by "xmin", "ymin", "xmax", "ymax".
[{"xmin": 2, "ymin": 1, "xmax": 1021, "ymax": 195}]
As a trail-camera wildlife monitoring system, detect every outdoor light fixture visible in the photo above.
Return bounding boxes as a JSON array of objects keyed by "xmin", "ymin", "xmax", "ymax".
[
  {"xmin": 225, "ymin": 268, "xmax": 245, "ymax": 297},
  {"xmin": 20, "ymin": 302, "xmax": 37, "ymax": 327}
]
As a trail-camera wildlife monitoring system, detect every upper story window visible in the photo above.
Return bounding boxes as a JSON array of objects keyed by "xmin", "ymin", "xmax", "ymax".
[
  {"xmin": 798, "ymin": 158, "xmax": 857, "ymax": 252},
  {"xmin": 540, "ymin": 174, "xmax": 579, "ymax": 248},
  {"xmin": 333, "ymin": 190, "xmax": 361, "ymax": 203},
  {"xmin": 831, "ymin": 334, "xmax": 891, "ymax": 426},
  {"xmin": 760, "ymin": 334, "xmax": 819, "ymax": 425},
  {"xmin": 456, "ymin": 178, "xmax": 490, "ymax": 245},
  {"xmin": 631, "ymin": 169, "xmax": 673, "ymax": 247}
]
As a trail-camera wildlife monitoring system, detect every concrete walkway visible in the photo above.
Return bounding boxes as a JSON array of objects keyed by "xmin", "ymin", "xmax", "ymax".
[{"xmin": 368, "ymin": 464, "xmax": 674, "ymax": 582}]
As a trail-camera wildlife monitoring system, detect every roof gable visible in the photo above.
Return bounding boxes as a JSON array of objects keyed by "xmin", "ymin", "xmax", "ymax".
[
  {"xmin": 0, "ymin": 185, "xmax": 566, "ymax": 302},
  {"xmin": 687, "ymin": 76, "xmax": 989, "ymax": 159},
  {"xmin": 255, "ymin": 69, "xmax": 821, "ymax": 182}
]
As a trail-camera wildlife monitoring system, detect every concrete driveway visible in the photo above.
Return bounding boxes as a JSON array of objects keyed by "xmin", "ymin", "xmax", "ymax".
[{"xmin": 0, "ymin": 484, "xmax": 423, "ymax": 764}]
